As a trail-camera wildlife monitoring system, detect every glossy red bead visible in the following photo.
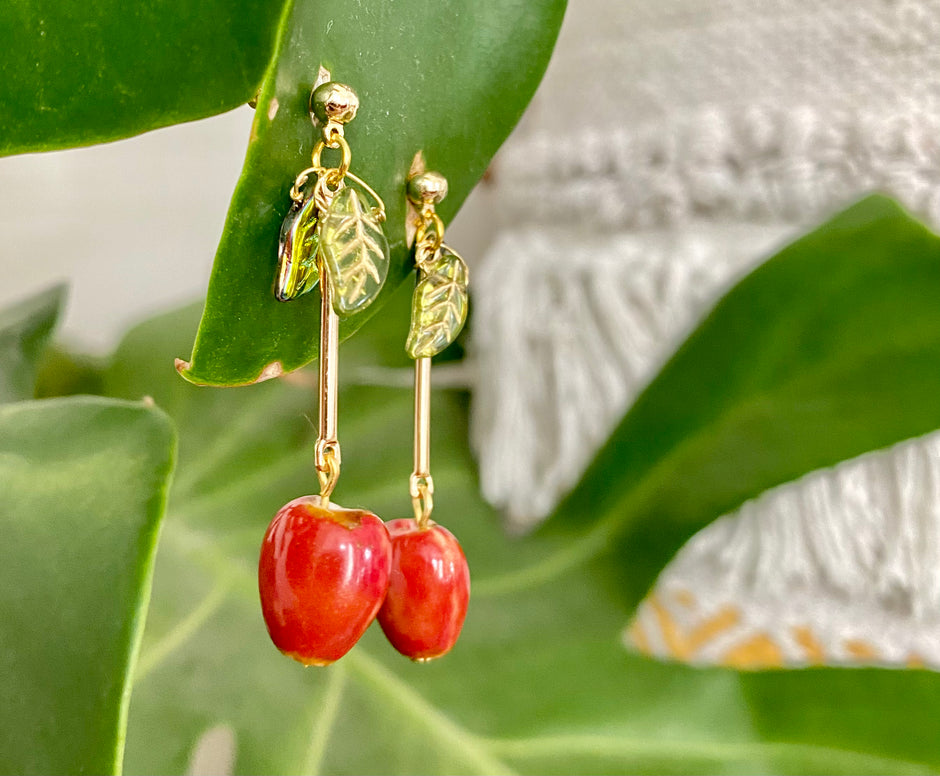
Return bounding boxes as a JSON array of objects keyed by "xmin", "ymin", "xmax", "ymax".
[
  {"xmin": 258, "ymin": 495, "xmax": 391, "ymax": 665},
  {"xmin": 378, "ymin": 519, "xmax": 470, "ymax": 661}
]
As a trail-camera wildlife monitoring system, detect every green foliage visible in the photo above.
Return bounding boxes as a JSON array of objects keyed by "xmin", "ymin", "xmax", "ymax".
[
  {"xmin": 0, "ymin": 0, "xmax": 286, "ymax": 154},
  {"xmin": 178, "ymin": 0, "xmax": 567, "ymax": 385},
  {"xmin": 0, "ymin": 285, "xmax": 175, "ymax": 774},
  {"xmin": 0, "ymin": 397, "xmax": 175, "ymax": 774},
  {"xmin": 0, "ymin": 284, "xmax": 64, "ymax": 402}
]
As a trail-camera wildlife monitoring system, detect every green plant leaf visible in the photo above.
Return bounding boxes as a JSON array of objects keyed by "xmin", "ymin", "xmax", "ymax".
[
  {"xmin": 177, "ymin": 0, "xmax": 567, "ymax": 385},
  {"xmin": 0, "ymin": 0, "xmax": 287, "ymax": 155},
  {"xmin": 33, "ymin": 345, "xmax": 107, "ymax": 399},
  {"xmin": 503, "ymin": 195, "xmax": 940, "ymax": 613},
  {"xmin": 90, "ymin": 202, "xmax": 940, "ymax": 773},
  {"xmin": 0, "ymin": 396, "xmax": 175, "ymax": 775},
  {"xmin": 0, "ymin": 284, "xmax": 64, "ymax": 402}
]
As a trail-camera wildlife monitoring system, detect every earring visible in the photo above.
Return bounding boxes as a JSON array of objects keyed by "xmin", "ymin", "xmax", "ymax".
[
  {"xmin": 376, "ymin": 168, "xmax": 471, "ymax": 661},
  {"xmin": 258, "ymin": 79, "xmax": 393, "ymax": 666}
]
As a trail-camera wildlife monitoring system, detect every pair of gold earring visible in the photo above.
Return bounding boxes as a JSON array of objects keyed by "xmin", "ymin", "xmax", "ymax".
[{"xmin": 257, "ymin": 80, "xmax": 471, "ymax": 667}]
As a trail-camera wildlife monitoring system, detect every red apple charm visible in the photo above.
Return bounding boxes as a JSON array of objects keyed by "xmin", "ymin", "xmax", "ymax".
[
  {"xmin": 258, "ymin": 495, "xmax": 392, "ymax": 666},
  {"xmin": 378, "ymin": 519, "xmax": 470, "ymax": 661}
]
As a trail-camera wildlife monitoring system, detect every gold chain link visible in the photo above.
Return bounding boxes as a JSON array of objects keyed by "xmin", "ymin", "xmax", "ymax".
[
  {"xmin": 413, "ymin": 205, "xmax": 444, "ymax": 269},
  {"xmin": 315, "ymin": 440, "xmax": 341, "ymax": 507},
  {"xmin": 410, "ymin": 473, "xmax": 435, "ymax": 530}
]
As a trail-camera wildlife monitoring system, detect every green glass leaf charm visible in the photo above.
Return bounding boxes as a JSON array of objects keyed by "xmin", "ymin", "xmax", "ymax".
[
  {"xmin": 406, "ymin": 246, "xmax": 469, "ymax": 358},
  {"xmin": 319, "ymin": 186, "xmax": 390, "ymax": 316},
  {"xmin": 275, "ymin": 196, "xmax": 320, "ymax": 301}
]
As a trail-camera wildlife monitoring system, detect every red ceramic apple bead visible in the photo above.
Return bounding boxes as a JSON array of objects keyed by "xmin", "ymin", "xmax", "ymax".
[
  {"xmin": 378, "ymin": 519, "xmax": 470, "ymax": 661},
  {"xmin": 258, "ymin": 495, "xmax": 391, "ymax": 666}
]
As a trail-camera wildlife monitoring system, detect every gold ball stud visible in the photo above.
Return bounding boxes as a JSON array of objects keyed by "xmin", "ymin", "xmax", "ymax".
[
  {"xmin": 310, "ymin": 82, "xmax": 359, "ymax": 125},
  {"xmin": 407, "ymin": 171, "xmax": 449, "ymax": 205}
]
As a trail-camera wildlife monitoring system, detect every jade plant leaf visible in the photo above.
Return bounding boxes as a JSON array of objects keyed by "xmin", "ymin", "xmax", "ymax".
[
  {"xmin": 0, "ymin": 0, "xmax": 287, "ymax": 155},
  {"xmin": 0, "ymin": 284, "xmax": 64, "ymax": 402},
  {"xmin": 82, "ymin": 191, "xmax": 940, "ymax": 773},
  {"xmin": 177, "ymin": 0, "xmax": 567, "ymax": 385},
  {"xmin": 0, "ymin": 396, "xmax": 175, "ymax": 775}
]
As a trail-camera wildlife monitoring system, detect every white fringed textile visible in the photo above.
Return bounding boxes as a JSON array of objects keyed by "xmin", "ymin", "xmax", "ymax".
[
  {"xmin": 629, "ymin": 431, "xmax": 940, "ymax": 668},
  {"xmin": 471, "ymin": 224, "xmax": 786, "ymax": 526}
]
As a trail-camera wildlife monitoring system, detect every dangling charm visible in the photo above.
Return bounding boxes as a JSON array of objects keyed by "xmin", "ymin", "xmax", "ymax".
[
  {"xmin": 404, "ymin": 173, "xmax": 469, "ymax": 358},
  {"xmin": 275, "ymin": 195, "xmax": 321, "ymax": 301},
  {"xmin": 377, "ymin": 168, "xmax": 471, "ymax": 662},
  {"xmin": 259, "ymin": 77, "xmax": 392, "ymax": 666},
  {"xmin": 274, "ymin": 80, "xmax": 390, "ymax": 313}
]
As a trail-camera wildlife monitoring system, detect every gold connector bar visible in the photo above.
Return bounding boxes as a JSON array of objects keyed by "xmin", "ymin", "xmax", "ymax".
[
  {"xmin": 316, "ymin": 266, "xmax": 341, "ymax": 504},
  {"xmin": 413, "ymin": 356, "xmax": 431, "ymax": 476},
  {"xmin": 410, "ymin": 356, "xmax": 434, "ymax": 527}
]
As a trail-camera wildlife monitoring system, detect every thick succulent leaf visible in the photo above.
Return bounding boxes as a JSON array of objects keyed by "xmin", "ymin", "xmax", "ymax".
[
  {"xmin": 0, "ymin": 397, "xmax": 175, "ymax": 774},
  {"xmin": 0, "ymin": 284, "xmax": 64, "ymax": 402},
  {"xmin": 33, "ymin": 345, "xmax": 107, "ymax": 399},
  {"xmin": 0, "ymin": 0, "xmax": 287, "ymax": 155},
  {"xmin": 406, "ymin": 247, "xmax": 470, "ymax": 358},
  {"xmin": 513, "ymin": 195, "xmax": 940, "ymax": 612},
  {"xmin": 89, "ymin": 232, "xmax": 940, "ymax": 773},
  {"xmin": 177, "ymin": 0, "xmax": 567, "ymax": 385},
  {"xmin": 320, "ymin": 186, "xmax": 389, "ymax": 316}
]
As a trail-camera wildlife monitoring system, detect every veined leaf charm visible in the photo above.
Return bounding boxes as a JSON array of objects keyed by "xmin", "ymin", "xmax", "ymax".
[
  {"xmin": 319, "ymin": 187, "xmax": 389, "ymax": 316},
  {"xmin": 275, "ymin": 196, "xmax": 320, "ymax": 301},
  {"xmin": 406, "ymin": 247, "xmax": 470, "ymax": 358}
]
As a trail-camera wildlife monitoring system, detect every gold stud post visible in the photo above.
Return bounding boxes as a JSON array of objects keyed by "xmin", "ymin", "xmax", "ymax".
[
  {"xmin": 407, "ymin": 171, "xmax": 448, "ymax": 206},
  {"xmin": 311, "ymin": 81, "xmax": 360, "ymax": 125}
]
